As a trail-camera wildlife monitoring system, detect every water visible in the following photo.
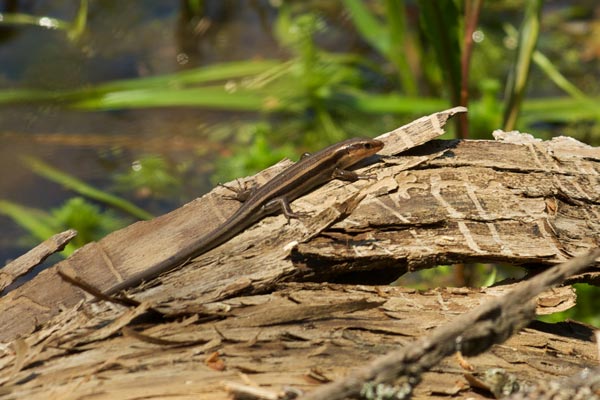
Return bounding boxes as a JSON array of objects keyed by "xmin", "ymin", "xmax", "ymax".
[{"xmin": 0, "ymin": 0, "xmax": 286, "ymax": 264}]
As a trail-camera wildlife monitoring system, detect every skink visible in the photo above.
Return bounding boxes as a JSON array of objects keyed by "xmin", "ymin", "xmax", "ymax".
[{"xmin": 105, "ymin": 137, "xmax": 384, "ymax": 295}]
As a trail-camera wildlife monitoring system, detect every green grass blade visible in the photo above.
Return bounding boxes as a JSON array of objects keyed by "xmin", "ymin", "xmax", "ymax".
[
  {"xmin": 481, "ymin": 265, "xmax": 497, "ymax": 287},
  {"xmin": 521, "ymin": 97, "xmax": 600, "ymax": 125},
  {"xmin": 340, "ymin": 90, "xmax": 448, "ymax": 114},
  {"xmin": 417, "ymin": 0, "xmax": 462, "ymax": 105},
  {"xmin": 343, "ymin": 0, "xmax": 390, "ymax": 56},
  {"xmin": 0, "ymin": 12, "xmax": 71, "ymax": 30},
  {"xmin": 0, "ymin": 60, "xmax": 282, "ymax": 110},
  {"xmin": 533, "ymin": 51, "xmax": 587, "ymax": 100},
  {"xmin": 71, "ymin": 87, "xmax": 269, "ymax": 111},
  {"xmin": 22, "ymin": 157, "xmax": 153, "ymax": 220},
  {"xmin": 95, "ymin": 60, "xmax": 282, "ymax": 91},
  {"xmin": 503, "ymin": 0, "xmax": 542, "ymax": 130},
  {"xmin": 0, "ymin": 200, "xmax": 56, "ymax": 242},
  {"xmin": 0, "ymin": 200, "xmax": 78, "ymax": 256},
  {"xmin": 68, "ymin": 0, "xmax": 88, "ymax": 41},
  {"xmin": 384, "ymin": 0, "xmax": 417, "ymax": 95},
  {"xmin": 343, "ymin": 0, "xmax": 417, "ymax": 95},
  {"xmin": 0, "ymin": 89, "xmax": 63, "ymax": 104}
]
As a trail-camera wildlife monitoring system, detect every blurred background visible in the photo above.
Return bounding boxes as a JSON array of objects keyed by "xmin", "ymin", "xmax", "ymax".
[{"xmin": 0, "ymin": 1, "xmax": 599, "ymax": 322}]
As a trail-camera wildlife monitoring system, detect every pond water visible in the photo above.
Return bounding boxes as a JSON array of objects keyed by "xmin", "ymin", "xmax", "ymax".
[{"xmin": 0, "ymin": 1, "xmax": 319, "ymax": 264}]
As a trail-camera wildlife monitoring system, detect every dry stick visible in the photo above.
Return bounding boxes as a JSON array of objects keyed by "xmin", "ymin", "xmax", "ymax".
[
  {"xmin": 0, "ymin": 229, "xmax": 77, "ymax": 292},
  {"xmin": 300, "ymin": 248, "xmax": 600, "ymax": 400},
  {"xmin": 57, "ymin": 268, "xmax": 141, "ymax": 307}
]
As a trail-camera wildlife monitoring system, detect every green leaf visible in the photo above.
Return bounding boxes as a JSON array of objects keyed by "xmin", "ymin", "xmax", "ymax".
[
  {"xmin": 50, "ymin": 197, "xmax": 124, "ymax": 247},
  {"xmin": 212, "ymin": 128, "xmax": 296, "ymax": 184},
  {"xmin": 113, "ymin": 155, "xmax": 182, "ymax": 199},
  {"xmin": 0, "ymin": 198, "xmax": 126, "ymax": 256}
]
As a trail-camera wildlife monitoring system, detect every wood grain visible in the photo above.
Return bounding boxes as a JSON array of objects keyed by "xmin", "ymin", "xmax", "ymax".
[{"xmin": 0, "ymin": 108, "xmax": 466, "ymax": 341}]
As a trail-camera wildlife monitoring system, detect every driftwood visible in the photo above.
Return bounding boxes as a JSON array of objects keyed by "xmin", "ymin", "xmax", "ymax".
[{"xmin": 1, "ymin": 108, "xmax": 599, "ymax": 399}]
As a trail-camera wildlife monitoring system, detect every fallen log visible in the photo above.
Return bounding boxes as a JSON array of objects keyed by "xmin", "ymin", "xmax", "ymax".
[{"xmin": 0, "ymin": 108, "xmax": 599, "ymax": 399}]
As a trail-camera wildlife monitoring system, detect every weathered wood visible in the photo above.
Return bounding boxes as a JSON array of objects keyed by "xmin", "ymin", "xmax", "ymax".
[
  {"xmin": 300, "ymin": 248, "xmax": 600, "ymax": 400},
  {"xmin": 134, "ymin": 131, "xmax": 599, "ymax": 320},
  {"xmin": 0, "ymin": 107, "xmax": 466, "ymax": 341},
  {"xmin": 0, "ymin": 277, "xmax": 597, "ymax": 399},
  {"xmin": 0, "ymin": 109, "xmax": 599, "ymax": 399},
  {"xmin": 0, "ymin": 229, "xmax": 76, "ymax": 291},
  {"xmin": 296, "ymin": 135, "xmax": 600, "ymax": 277}
]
